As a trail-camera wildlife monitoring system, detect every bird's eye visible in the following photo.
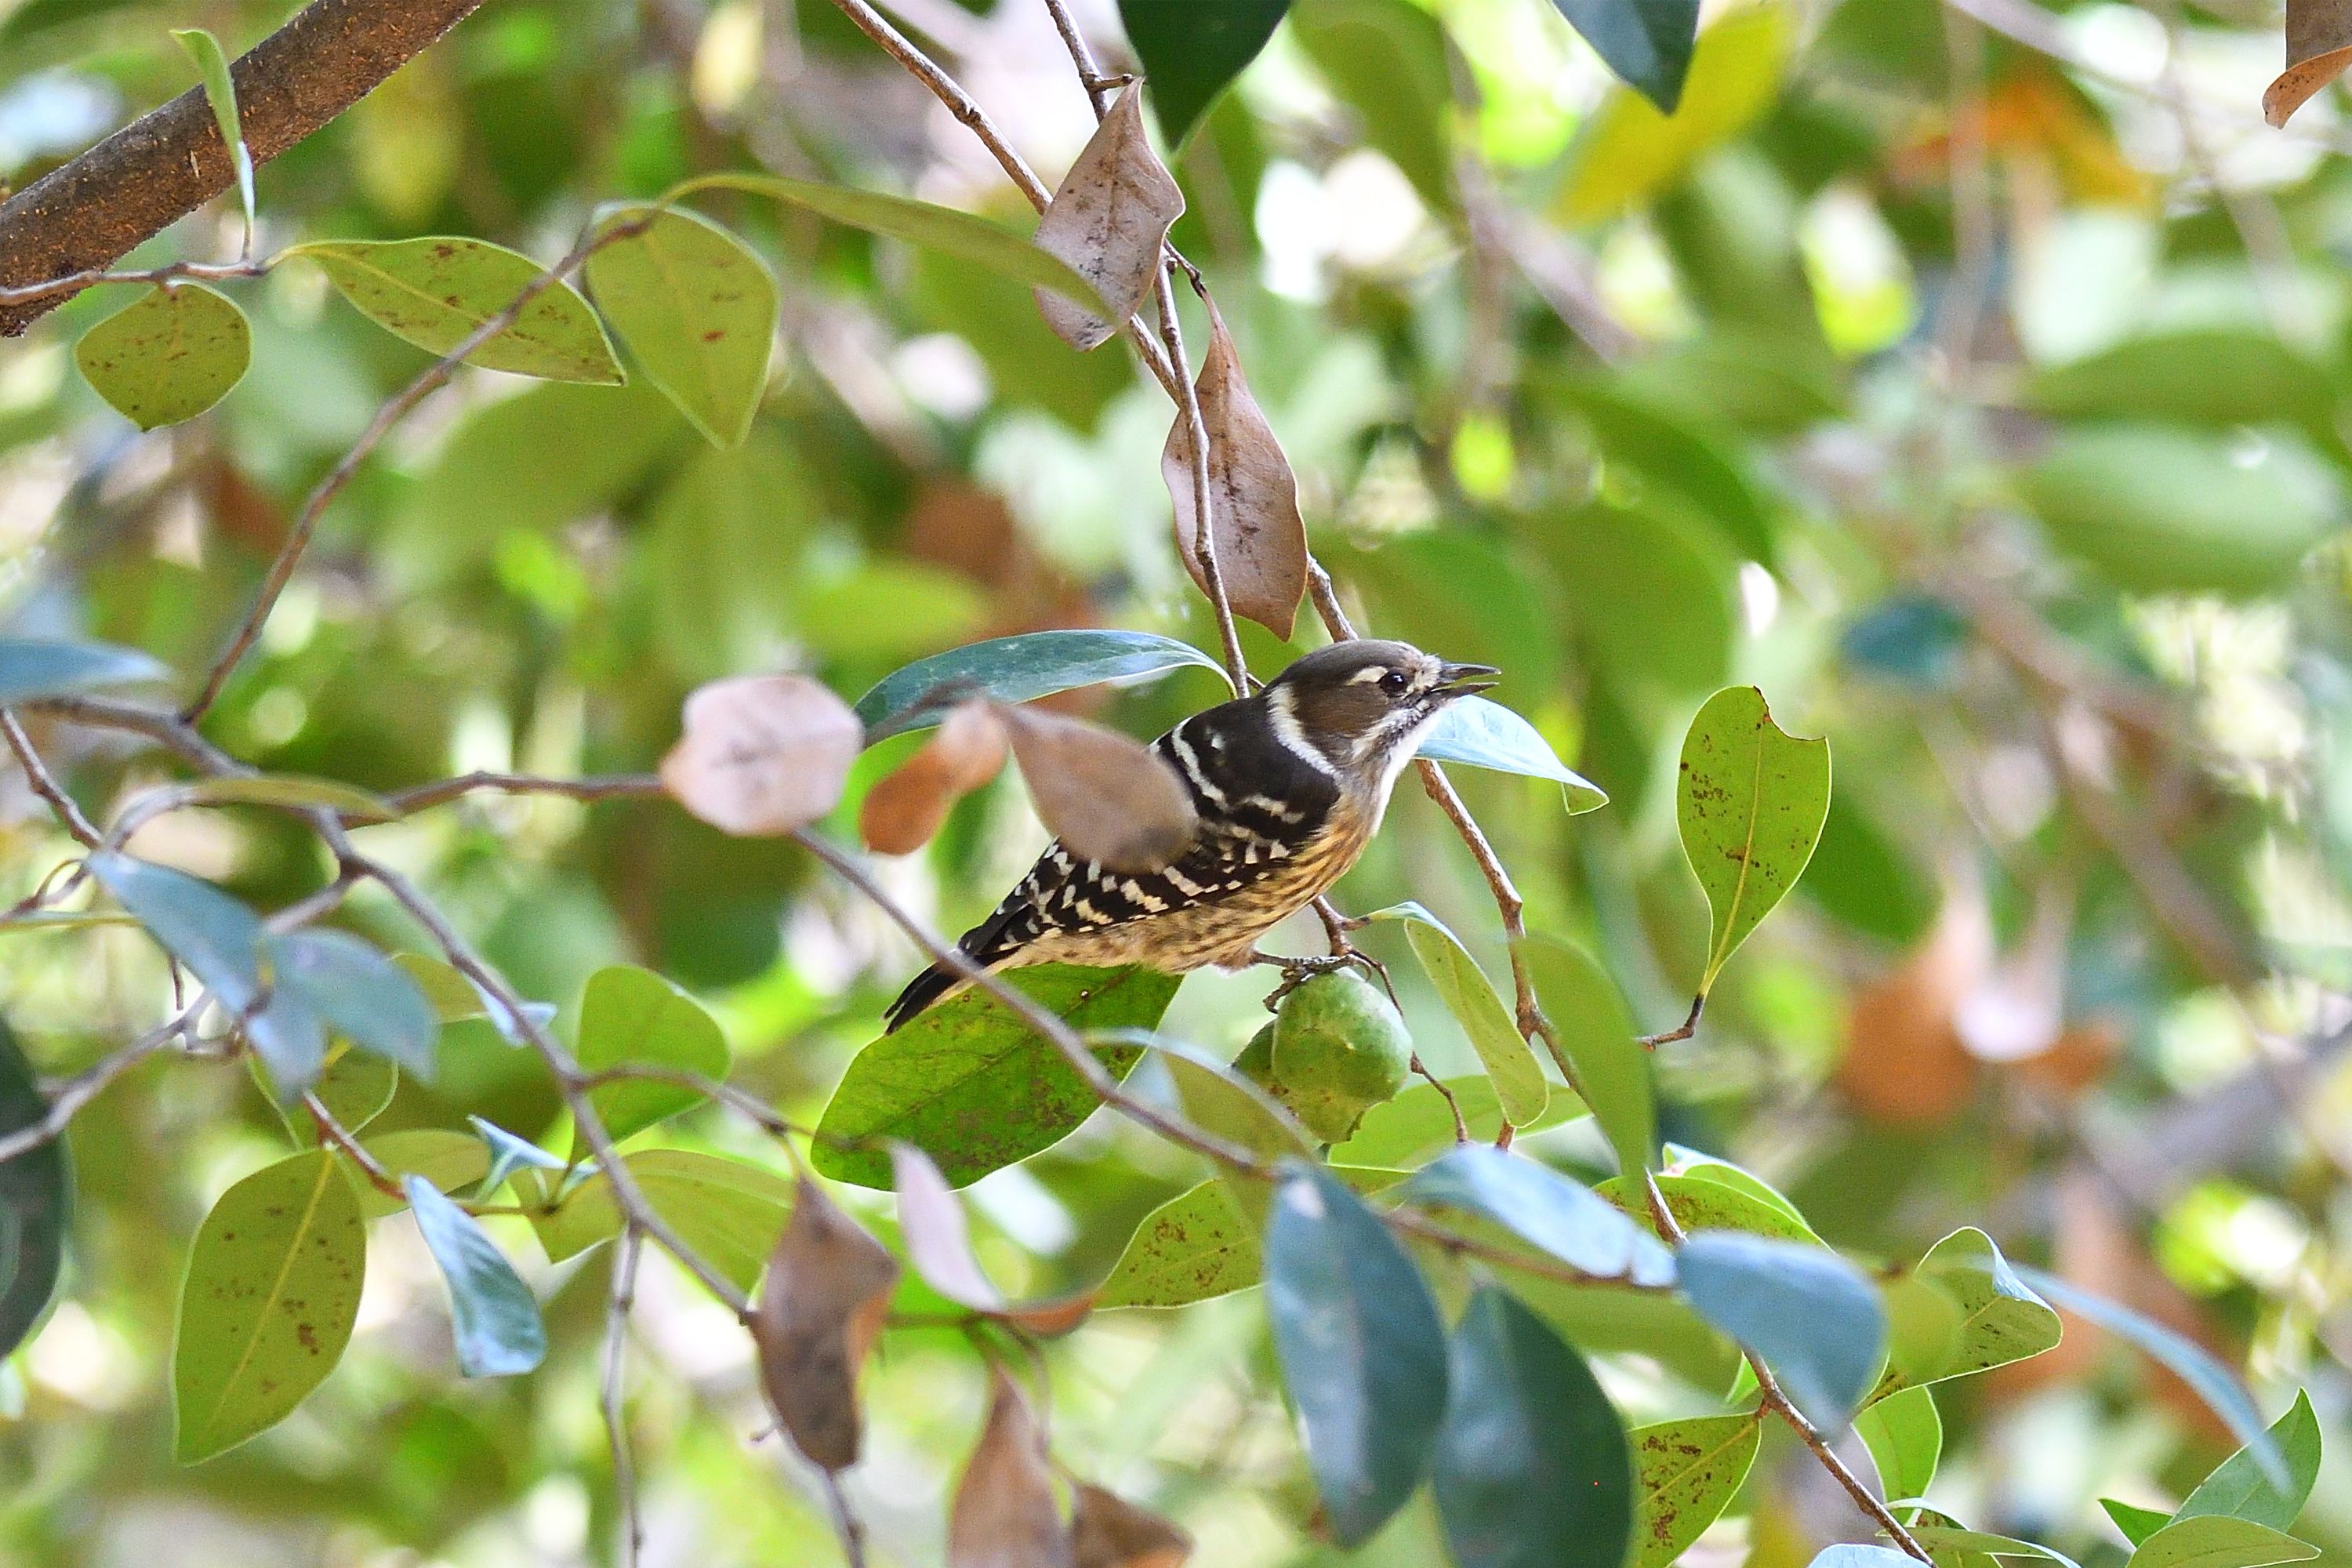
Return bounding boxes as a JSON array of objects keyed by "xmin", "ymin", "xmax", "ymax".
[{"xmin": 1377, "ymin": 670, "xmax": 1410, "ymax": 695}]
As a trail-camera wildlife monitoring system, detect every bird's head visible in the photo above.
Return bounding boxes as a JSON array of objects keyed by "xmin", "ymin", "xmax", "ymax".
[{"xmin": 1264, "ymin": 639, "xmax": 1497, "ymax": 782}]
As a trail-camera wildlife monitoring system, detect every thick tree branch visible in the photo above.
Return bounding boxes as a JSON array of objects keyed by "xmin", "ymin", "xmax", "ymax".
[{"xmin": 0, "ymin": 0, "xmax": 488, "ymax": 335}]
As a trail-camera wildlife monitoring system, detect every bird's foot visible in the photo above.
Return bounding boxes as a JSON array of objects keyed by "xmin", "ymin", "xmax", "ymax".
[{"xmin": 1252, "ymin": 949, "xmax": 1388, "ymax": 1011}]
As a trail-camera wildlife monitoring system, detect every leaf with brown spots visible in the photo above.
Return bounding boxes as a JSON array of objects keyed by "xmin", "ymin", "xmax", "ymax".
[
  {"xmin": 861, "ymin": 701, "xmax": 1009, "ymax": 855},
  {"xmin": 74, "ymin": 283, "xmax": 251, "ymax": 430},
  {"xmin": 1675, "ymin": 685, "xmax": 1831, "ymax": 995},
  {"xmin": 1032, "ymin": 83, "xmax": 1185, "ymax": 351},
  {"xmin": 172, "ymin": 1149, "xmax": 367, "ymax": 1462},
  {"xmin": 888, "ymin": 1142, "xmax": 1092, "ymax": 1334},
  {"xmin": 586, "ymin": 206, "xmax": 779, "ymax": 448},
  {"xmin": 750, "ymin": 1171, "xmax": 899, "ymax": 1472},
  {"xmin": 1098, "ymin": 1181, "xmax": 1262, "ymax": 1308},
  {"xmin": 949, "ymin": 1367, "xmax": 1075, "ymax": 1568},
  {"xmin": 1628, "ymin": 1413, "xmax": 1763, "ymax": 1568},
  {"xmin": 661, "ymin": 673, "xmax": 866, "ymax": 836},
  {"xmin": 2266, "ymin": 0, "xmax": 2352, "ymax": 125},
  {"xmin": 290, "ymin": 237, "xmax": 623, "ymax": 383},
  {"xmin": 1073, "ymin": 1483, "xmax": 1192, "ymax": 1568},
  {"xmin": 999, "ymin": 704, "xmax": 1199, "ymax": 873},
  {"xmin": 1162, "ymin": 299, "xmax": 1307, "ymax": 637}
]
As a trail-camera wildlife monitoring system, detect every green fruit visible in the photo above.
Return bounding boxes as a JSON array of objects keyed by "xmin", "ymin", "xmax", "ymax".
[{"xmin": 1269, "ymin": 972, "xmax": 1413, "ymax": 1143}]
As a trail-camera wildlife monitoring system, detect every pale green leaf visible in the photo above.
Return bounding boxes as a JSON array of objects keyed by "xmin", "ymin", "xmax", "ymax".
[
  {"xmin": 1676, "ymin": 685, "xmax": 1831, "ymax": 993},
  {"xmin": 74, "ymin": 284, "xmax": 250, "ymax": 429}
]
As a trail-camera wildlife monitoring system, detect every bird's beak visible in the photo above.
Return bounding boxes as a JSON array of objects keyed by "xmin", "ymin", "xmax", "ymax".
[{"xmin": 1435, "ymin": 662, "xmax": 1501, "ymax": 700}]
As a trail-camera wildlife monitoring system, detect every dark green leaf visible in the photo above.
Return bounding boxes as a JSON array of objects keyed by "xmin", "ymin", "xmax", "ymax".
[
  {"xmin": 0, "ymin": 638, "xmax": 168, "ymax": 703},
  {"xmin": 572, "ymin": 964, "xmax": 730, "ymax": 1156},
  {"xmin": 2127, "ymin": 1518, "xmax": 2316, "ymax": 1568},
  {"xmin": 2178, "ymin": 1391, "xmax": 2321, "ymax": 1530},
  {"xmin": 267, "ymin": 930, "xmax": 438, "ymax": 1079},
  {"xmin": 1401, "ymin": 1145, "xmax": 1674, "ymax": 1285},
  {"xmin": 1365, "ymin": 904, "xmax": 1548, "ymax": 1125},
  {"xmin": 1630, "ymin": 1414, "xmax": 1762, "ymax": 1568},
  {"xmin": 174, "ymin": 1151, "xmax": 365, "ymax": 1461},
  {"xmin": 74, "ymin": 283, "xmax": 250, "ymax": 429},
  {"xmin": 1418, "ymin": 697, "xmax": 1609, "ymax": 812},
  {"xmin": 1676, "ymin": 685, "xmax": 1831, "ymax": 993},
  {"xmin": 292, "ymin": 238, "xmax": 623, "ymax": 383},
  {"xmin": 1546, "ymin": 0, "xmax": 1699, "ymax": 111},
  {"xmin": 586, "ymin": 205, "xmax": 778, "ymax": 448},
  {"xmin": 406, "ymin": 1177, "xmax": 546, "ymax": 1377},
  {"xmin": 814, "ymin": 965, "xmax": 1178, "ymax": 1187},
  {"xmin": 1120, "ymin": 0, "xmax": 1290, "ymax": 148},
  {"xmin": 1518, "ymin": 935, "xmax": 1650, "ymax": 1176},
  {"xmin": 1548, "ymin": 500, "xmax": 1739, "ymax": 709},
  {"xmin": 2024, "ymin": 331, "xmax": 2338, "ymax": 436},
  {"xmin": 1857, "ymin": 1385, "xmax": 1942, "ymax": 1501},
  {"xmin": 1099, "ymin": 1180, "xmax": 1261, "ymax": 1308},
  {"xmin": 0, "ymin": 1017, "xmax": 68, "ymax": 1360},
  {"xmin": 853, "ymin": 630, "xmax": 1228, "ymax": 742},
  {"xmin": 1436, "ymin": 1286, "xmax": 1634, "ymax": 1568},
  {"xmin": 1265, "ymin": 1160, "xmax": 1448, "ymax": 1545},
  {"xmin": 2106, "ymin": 1502, "xmax": 2175, "ymax": 1548},
  {"xmin": 1678, "ymin": 1231, "xmax": 1885, "ymax": 1432}
]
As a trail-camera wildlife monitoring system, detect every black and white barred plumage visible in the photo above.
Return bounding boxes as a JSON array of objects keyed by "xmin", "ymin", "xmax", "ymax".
[{"xmin": 883, "ymin": 640, "xmax": 1496, "ymax": 1030}]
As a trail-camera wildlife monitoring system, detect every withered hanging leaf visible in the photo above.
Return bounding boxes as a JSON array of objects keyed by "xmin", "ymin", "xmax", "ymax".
[
  {"xmin": 661, "ymin": 674, "xmax": 865, "ymax": 836},
  {"xmin": 1000, "ymin": 705, "xmax": 1199, "ymax": 873},
  {"xmin": 1033, "ymin": 84, "xmax": 1185, "ymax": 351},
  {"xmin": 750, "ymin": 1172, "xmax": 900, "ymax": 1472},
  {"xmin": 1073, "ymin": 1482, "xmax": 1193, "ymax": 1568},
  {"xmin": 1162, "ymin": 299, "xmax": 1308, "ymax": 638},
  {"xmin": 888, "ymin": 1142, "xmax": 1094, "ymax": 1336},
  {"xmin": 949, "ymin": 1367, "xmax": 1075, "ymax": 1568},
  {"xmin": 2265, "ymin": 0, "xmax": 2352, "ymax": 125},
  {"xmin": 860, "ymin": 701, "xmax": 1010, "ymax": 855}
]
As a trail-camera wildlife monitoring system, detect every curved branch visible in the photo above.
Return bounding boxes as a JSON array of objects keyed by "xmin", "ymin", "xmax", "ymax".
[{"xmin": 0, "ymin": 0, "xmax": 488, "ymax": 335}]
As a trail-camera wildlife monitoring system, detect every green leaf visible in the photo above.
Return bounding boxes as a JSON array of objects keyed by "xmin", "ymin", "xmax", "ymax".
[
  {"xmin": 1875, "ymin": 1229, "xmax": 2061, "ymax": 1395},
  {"xmin": 1519, "ymin": 935, "xmax": 1651, "ymax": 1176},
  {"xmin": 2017, "ymin": 426, "xmax": 2338, "ymax": 597},
  {"xmin": 1906, "ymin": 1526, "xmax": 2082, "ymax": 1568},
  {"xmin": 586, "ymin": 205, "xmax": 778, "ymax": 447},
  {"xmin": 1547, "ymin": 500, "xmax": 1739, "ymax": 709},
  {"xmin": 291, "ymin": 238, "xmax": 624, "ymax": 383},
  {"xmin": 2106, "ymin": 1502, "xmax": 2175, "ymax": 1548},
  {"xmin": 853, "ymin": 630, "xmax": 1228, "ymax": 742},
  {"xmin": 74, "ymin": 283, "xmax": 251, "ymax": 429},
  {"xmin": 267, "ymin": 931, "xmax": 439, "ymax": 1080},
  {"xmin": 1597, "ymin": 1171, "xmax": 1821, "ymax": 1245},
  {"xmin": 1098, "ymin": 1180, "xmax": 1261, "ymax": 1308},
  {"xmin": 1401, "ymin": 1145, "xmax": 1674, "ymax": 1285},
  {"xmin": 1149, "ymin": 1035, "xmax": 1315, "ymax": 1162},
  {"xmin": 572, "ymin": 964, "xmax": 730, "ymax": 1156},
  {"xmin": 1435, "ymin": 1286, "xmax": 1635, "ymax": 1568},
  {"xmin": 1678, "ymin": 1231, "xmax": 1885, "ymax": 1432},
  {"xmin": 174, "ymin": 1150, "xmax": 366, "ymax": 1461},
  {"xmin": 1546, "ymin": 0, "xmax": 1699, "ymax": 111},
  {"xmin": 0, "ymin": 638, "xmax": 168, "ymax": 703},
  {"xmin": 1366, "ymin": 904, "xmax": 1548, "ymax": 1126},
  {"xmin": 671, "ymin": 173, "xmax": 1108, "ymax": 316},
  {"xmin": 354, "ymin": 1130, "xmax": 488, "ymax": 1221},
  {"xmin": 406, "ymin": 1178, "xmax": 545, "ymax": 1377},
  {"xmin": 1508, "ymin": 1273, "xmax": 1740, "ymax": 1393},
  {"xmin": 162, "ymin": 775, "xmax": 400, "ymax": 820},
  {"xmin": 2178, "ymin": 1391, "xmax": 2321, "ymax": 1531},
  {"xmin": 1882, "ymin": 1272, "xmax": 1965, "ymax": 1386},
  {"xmin": 1265, "ymin": 1160, "xmax": 1450, "ymax": 1546},
  {"xmin": 296, "ymin": 1047, "xmax": 397, "ymax": 1136},
  {"xmin": 1857, "ymin": 1385, "xmax": 1942, "ymax": 1501},
  {"xmin": 2127, "ymin": 1518, "xmax": 2317, "ymax": 1568},
  {"xmin": 1418, "ymin": 697, "xmax": 1610, "ymax": 812},
  {"xmin": 1290, "ymin": 0, "xmax": 1457, "ymax": 212},
  {"xmin": 521, "ymin": 1149, "xmax": 792, "ymax": 1293},
  {"xmin": 1120, "ymin": 0, "xmax": 1290, "ymax": 148},
  {"xmin": 1676, "ymin": 685, "xmax": 1831, "ymax": 994},
  {"xmin": 2018, "ymin": 1265, "xmax": 2285, "ymax": 1488},
  {"xmin": 172, "ymin": 28, "xmax": 252, "ymax": 238},
  {"xmin": 88, "ymin": 853, "xmax": 264, "ymax": 1015},
  {"xmin": 0, "ymin": 1017, "xmax": 68, "ymax": 1359},
  {"xmin": 812, "ymin": 964, "xmax": 1178, "ymax": 1188},
  {"xmin": 2024, "ymin": 331, "xmax": 2339, "ymax": 437},
  {"xmin": 1630, "ymin": 1414, "xmax": 1763, "ymax": 1568},
  {"xmin": 1334, "ymin": 1075, "xmax": 1584, "ymax": 1167}
]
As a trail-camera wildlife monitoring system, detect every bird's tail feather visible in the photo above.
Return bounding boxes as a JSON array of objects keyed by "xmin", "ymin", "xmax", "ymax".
[{"xmin": 882, "ymin": 962, "xmax": 964, "ymax": 1033}]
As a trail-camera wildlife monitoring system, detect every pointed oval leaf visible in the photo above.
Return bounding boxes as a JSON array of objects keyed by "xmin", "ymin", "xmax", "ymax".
[
  {"xmin": 405, "ymin": 1176, "xmax": 545, "ymax": 1377},
  {"xmin": 1597, "ymin": 1171, "xmax": 1822, "ymax": 1246},
  {"xmin": 1265, "ymin": 1160, "xmax": 1450, "ymax": 1546},
  {"xmin": 572, "ymin": 964, "xmax": 729, "ymax": 1154},
  {"xmin": 88, "ymin": 853, "xmax": 265, "ymax": 1014},
  {"xmin": 1678, "ymin": 1231, "xmax": 1885, "ymax": 1432},
  {"xmin": 1073, "ymin": 1480, "xmax": 1192, "ymax": 1568},
  {"xmin": 1402, "ymin": 1145, "xmax": 1675, "ymax": 1286},
  {"xmin": 267, "ymin": 930, "xmax": 438, "ymax": 1079},
  {"xmin": 1519, "ymin": 935, "xmax": 1651, "ymax": 1175},
  {"xmin": 1677, "ymin": 685, "xmax": 1831, "ymax": 993},
  {"xmin": 856, "ymin": 630, "xmax": 1228, "ymax": 742},
  {"xmin": 166, "ymin": 774, "xmax": 400, "ymax": 820},
  {"xmin": 529, "ymin": 1148, "xmax": 791, "ymax": 1294},
  {"xmin": 1099, "ymin": 1180, "xmax": 1261, "ymax": 1308},
  {"xmin": 753, "ymin": 1171, "xmax": 898, "ymax": 1472},
  {"xmin": 0, "ymin": 638, "xmax": 168, "ymax": 703},
  {"xmin": 1367, "ymin": 903, "xmax": 1548, "ymax": 1126},
  {"xmin": 660, "ymin": 673, "xmax": 864, "ymax": 836},
  {"xmin": 468, "ymin": 1115, "xmax": 564, "ymax": 1195},
  {"xmin": 1418, "ymin": 696, "xmax": 1610, "ymax": 811},
  {"xmin": 171, "ymin": 27, "xmax": 252, "ymax": 232},
  {"xmin": 296, "ymin": 1047, "xmax": 397, "ymax": 1135},
  {"xmin": 1163, "ymin": 299, "xmax": 1307, "ymax": 637},
  {"xmin": 1631, "ymin": 1413, "xmax": 1764, "ymax": 1568},
  {"xmin": 1335, "ymin": 1075, "xmax": 1586, "ymax": 1167},
  {"xmin": 174, "ymin": 1151, "xmax": 365, "ymax": 1461},
  {"xmin": 586, "ymin": 205, "xmax": 778, "ymax": 447},
  {"xmin": 950, "ymin": 1367, "xmax": 1073, "ymax": 1568},
  {"xmin": 1000, "ymin": 705, "xmax": 1200, "ymax": 873},
  {"xmin": 0, "ymin": 1018, "xmax": 68, "ymax": 1360},
  {"xmin": 1148, "ymin": 1034, "xmax": 1316, "ymax": 1161},
  {"xmin": 1032, "ymin": 83, "xmax": 1185, "ymax": 350},
  {"xmin": 1120, "ymin": 0, "xmax": 1288, "ymax": 147},
  {"xmin": 2129, "ymin": 1518, "xmax": 2318, "ymax": 1568},
  {"xmin": 1875, "ymin": 1229, "xmax": 2061, "ymax": 1397},
  {"xmin": 814, "ymin": 964, "xmax": 1178, "ymax": 1188},
  {"xmin": 1436, "ymin": 1286, "xmax": 1635, "ymax": 1568},
  {"xmin": 355, "ymin": 1129, "xmax": 490, "ymax": 1221},
  {"xmin": 2107, "ymin": 1504, "xmax": 2177, "ymax": 1549},
  {"xmin": 1857, "ymin": 1385, "xmax": 1942, "ymax": 1502},
  {"xmin": 2178, "ymin": 1391, "xmax": 2321, "ymax": 1531},
  {"xmin": 75, "ymin": 283, "xmax": 250, "ymax": 430},
  {"xmin": 291, "ymin": 237, "xmax": 622, "ymax": 383},
  {"xmin": 1547, "ymin": 0, "xmax": 1699, "ymax": 112}
]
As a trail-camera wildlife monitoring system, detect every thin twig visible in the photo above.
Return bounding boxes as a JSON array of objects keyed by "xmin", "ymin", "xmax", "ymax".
[
  {"xmin": 605, "ymin": 1224, "xmax": 644, "ymax": 1568},
  {"xmin": 379, "ymin": 771, "xmax": 666, "ymax": 815},
  {"xmin": 1639, "ymin": 993, "xmax": 1704, "ymax": 1049},
  {"xmin": 2, "ymin": 710, "xmax": 101, "ymax": 848},
  {"xmin": 819, "ymin": 1468, "xmax": 869, "ymax": 1568},
  {"xmin": 306, "ymin": 1092, "xmax": 405, "ymax": 1199},
  {"xmin": 0, "ymin": 258, "xmax": 270, "ymax": 310}
]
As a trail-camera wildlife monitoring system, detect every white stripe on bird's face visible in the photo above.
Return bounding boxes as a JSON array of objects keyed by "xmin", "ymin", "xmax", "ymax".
[{"xmin": 1265, "ymin": 684, "xmax": 1340, "ymax": 777}]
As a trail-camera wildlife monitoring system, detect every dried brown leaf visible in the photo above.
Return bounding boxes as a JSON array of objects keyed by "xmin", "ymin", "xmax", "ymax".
[
  {"xmin": 2265, "ymin": 0, "xmax": 2352, "ymax": 125},
  {"xmin": 750, "ymin": 1173, "xmax": 900, "ymax": 1472},
  {"xmin": 859, "ymin": 702, "xmax": 1009, "ymax": 855},
  {"xmin": 1072, "ymin": 1483, "xmax": 1192, "ymax": 1568},
  {"xmin": 1162, "ymin": 300, "xmax": 1308, "ymax": 637},
  {"xmin": 661, "ymin": 674, "xmax": 864, "ymax": 837},
  {"xmin": 1835, "ymin": 886, "xmax": 1989, "ymax": 1127},
  {"xmin": 949, "ymin": 1367, "xmax": 1074, "ymax": 1568},
  {"xmin": 1033, "ymin": 84, "xmax": 1185, "ymax": 351},
  {"xmin": 999, "ymin": 704, "xmax": 1199, "ymax": 873},
  {"xmin": 888, "ymin": 1142, "xmax": 1095, "ymax": 1337}
]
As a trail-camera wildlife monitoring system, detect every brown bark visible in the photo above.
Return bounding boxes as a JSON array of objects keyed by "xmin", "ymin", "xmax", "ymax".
[{"xmin": 0, "ymin": 0, "xmax": 488, "ymax": 335}]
